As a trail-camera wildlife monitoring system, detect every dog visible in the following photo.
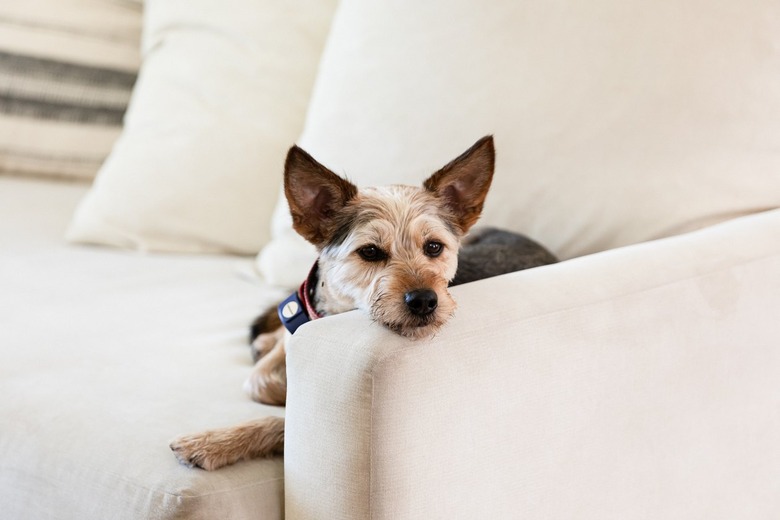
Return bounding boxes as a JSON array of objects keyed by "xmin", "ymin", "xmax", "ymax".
[{"xmin": 170, "ymin": 136, "xmax": 557, "ymax": 470}]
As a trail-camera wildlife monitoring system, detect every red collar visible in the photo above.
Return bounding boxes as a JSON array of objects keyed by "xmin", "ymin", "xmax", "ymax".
[{"xmin": 299, "ymin": 261, "xmax": 321, "ymax": 321}]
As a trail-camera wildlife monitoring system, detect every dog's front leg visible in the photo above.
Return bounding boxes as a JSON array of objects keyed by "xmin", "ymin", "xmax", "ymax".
[
  {"xmin": 170, "ymin": 416, "xmax": 285, "ymax": 470},
  {"xmin": 244, "ymin": 326, "xmax": 288, "ymax": 405}
]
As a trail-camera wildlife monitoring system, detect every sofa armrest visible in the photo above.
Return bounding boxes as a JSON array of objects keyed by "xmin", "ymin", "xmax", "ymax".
[{"xmin": 284, "ymin": 210, "xmax": 780, "ymax": 520}]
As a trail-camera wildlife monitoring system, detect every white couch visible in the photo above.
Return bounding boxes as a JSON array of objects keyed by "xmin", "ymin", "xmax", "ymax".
[
  {"xmin": 2, "ymin": 176, "xmax": 779, "ymax": 519},
  {"xmin": 3, "ymin": 0, "xmax": 780, "ymax": 518}
]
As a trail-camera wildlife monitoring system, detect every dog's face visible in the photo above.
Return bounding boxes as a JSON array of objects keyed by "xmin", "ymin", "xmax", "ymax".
[
  {"xmin": 283, "ymin": 136, "xmax": 495, "ymax": 339},
  {"xmin": 313, "ymin": 184, "xmax": 462, "ymax": 339}
]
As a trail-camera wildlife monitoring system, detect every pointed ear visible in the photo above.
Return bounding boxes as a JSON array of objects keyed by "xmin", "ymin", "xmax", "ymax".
[
  {"xmin": 423, "ymin": 135, "xmax": 495, "ymax": 233},
  {"xmin": 284, "ymin": 146, "xmax": 358, "ymax": 247}
]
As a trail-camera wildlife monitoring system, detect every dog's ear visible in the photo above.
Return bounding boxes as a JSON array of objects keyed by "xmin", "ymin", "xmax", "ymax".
[
  {"xmin": 423, "ymin": 135, "xmax": 495, "ymax": 233},
  {"xmin": 284, "ymin": 145, "xmax": 358, "ymax": 247}
]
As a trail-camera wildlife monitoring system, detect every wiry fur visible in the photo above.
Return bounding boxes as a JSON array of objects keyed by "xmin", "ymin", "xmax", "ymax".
[
  {"xmin": 315, "ymin": 185, "xmax": 461, "ymax": 339},
  {"xmin": 170, "ymin": 136, "xmax": 557, "ymax": 470}
]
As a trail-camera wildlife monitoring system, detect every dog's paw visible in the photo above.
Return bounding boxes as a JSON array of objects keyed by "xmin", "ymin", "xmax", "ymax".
[
  {"xmin": 250, "ymin": 329, "xmax": 282, "ymax": 363},
  {"xmin": 170, "ymin": 433, "xmax": 226, "ymax": 471},
  {"xmin": 243, "ymin": 373, "xmax": 263, "ymax": 402}
]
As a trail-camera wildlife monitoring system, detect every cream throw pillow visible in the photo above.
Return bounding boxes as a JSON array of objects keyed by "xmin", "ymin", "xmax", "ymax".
[
  {"xmin": 67, "ymin": 0, "xmax": 337, "ymax": 254},
  {"xmin": 258, "ymin": 0, "xmax": 780, "ymax": 286}
]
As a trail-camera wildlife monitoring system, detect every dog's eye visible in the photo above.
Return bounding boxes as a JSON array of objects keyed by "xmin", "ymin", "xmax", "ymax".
[
  {"xmin": 424, "ymin": 241, "xmax": 443, "ymax": 257},
  {"xmin": 357, "ymin": 245, "xmax": 387, "ymax": 262}
]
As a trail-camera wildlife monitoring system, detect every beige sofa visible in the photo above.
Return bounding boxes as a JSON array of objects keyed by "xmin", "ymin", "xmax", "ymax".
[
  {"xmin": 2, "ymin": 0, "xmax": 780, "ymax": 518},
  {"xmin": 2, "ymin": 177, "xmax": 779, "ymax": 519}
]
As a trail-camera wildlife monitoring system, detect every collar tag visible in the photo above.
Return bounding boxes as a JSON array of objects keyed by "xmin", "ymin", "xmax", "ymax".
[
  {"xmin": 278, "ymin": 290, "xmax": 310, "ymax": 334},
  {"xmin": 278, "ymin": 261, "xmax": 321, "ymax": 335}
]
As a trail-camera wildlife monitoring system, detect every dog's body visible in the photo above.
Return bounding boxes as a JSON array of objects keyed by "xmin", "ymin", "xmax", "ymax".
[{"xmin": 170, "ymin": 136, "xmax": 557, "ymax": 470}]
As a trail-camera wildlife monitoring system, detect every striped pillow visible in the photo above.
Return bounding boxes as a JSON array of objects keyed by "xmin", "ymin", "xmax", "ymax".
[{"xmin": 0, "ymin": 0, "xmax": 141, "ymax": 182}]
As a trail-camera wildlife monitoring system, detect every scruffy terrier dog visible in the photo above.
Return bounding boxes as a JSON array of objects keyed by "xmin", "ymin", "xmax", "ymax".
[{"xmin": 170, "ymin": 136, "xmax": 557, "ymax": 470}]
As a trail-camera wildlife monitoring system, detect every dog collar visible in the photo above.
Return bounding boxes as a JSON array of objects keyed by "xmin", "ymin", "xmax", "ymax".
[{"xmin": 278, "ymin": 262, "xmax": 321, "ymax": 334}]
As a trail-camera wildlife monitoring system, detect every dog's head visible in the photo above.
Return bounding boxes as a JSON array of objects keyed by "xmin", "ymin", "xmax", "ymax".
[{"xmin": 283, "ymin": 136, "xmax": 494, "ymax": 339}]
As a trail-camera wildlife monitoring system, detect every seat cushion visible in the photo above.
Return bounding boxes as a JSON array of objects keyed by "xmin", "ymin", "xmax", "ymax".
[{"xmin": 0, "ymin": 178, "xmax": 287, "ymax": 519}]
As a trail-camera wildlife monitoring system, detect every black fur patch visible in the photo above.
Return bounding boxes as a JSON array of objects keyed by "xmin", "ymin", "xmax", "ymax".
[{"xmin": 450, "ymin": 228, "xmax": 557, "ymax": 286}]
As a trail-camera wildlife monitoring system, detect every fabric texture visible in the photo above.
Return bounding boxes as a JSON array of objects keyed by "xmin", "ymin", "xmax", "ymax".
[
  {"xmin": 0, "ymin": 0, "xmax": 141, "ymax": 181},
  {"xmin": 0, "ymin": 178, "xmax": 287, "ymax": 519},
  {"xmin": 66, "ymin": 0, "xmax": 338, "ymax": 255},
  {"xmin": 284, "ymin": 207, "xmax": 780, "ymax": 519},
  {"xmin": 258, "ymin": 0, "xmax": 780, "ymax": 287}
]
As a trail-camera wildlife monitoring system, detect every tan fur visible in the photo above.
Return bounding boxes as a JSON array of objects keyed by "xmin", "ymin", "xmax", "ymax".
[
  {"xmin": 170, "ymin": 416, "xmax": 284, "ymax": 471},
  {"xmin": 423, "ymin": 135, "xmax": 495, "ymax": 232},
  {"xmin": 245, "ymin": 329, "xmax": 287, "ymax": 405},
  {"xmin": 170, "ymin": 136, "xmax": 495, "ymax": 470},
  {"xmin": 284, "ymin": 146, "xmax": 358, "ymax": 248},
  {"xmin": 316, "ymin": 186, "xmax": 460, "ymax": 339},
  {"xmin": 252, "ymin": 325, "xmax": 284, "ymax": 358}
]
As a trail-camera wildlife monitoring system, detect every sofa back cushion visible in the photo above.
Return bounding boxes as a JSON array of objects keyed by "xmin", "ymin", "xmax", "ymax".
[{"xmin": 257, "ymin": 0, "xmax": 780, "ymax": 286}]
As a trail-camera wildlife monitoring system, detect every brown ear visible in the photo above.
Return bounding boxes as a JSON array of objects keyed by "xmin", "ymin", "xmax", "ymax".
[
  {"xmin": 423, "ymin": 135, "xmax": 495, "ymax": 233},
  {"xmin": 284, "ymin": 146, "xmax": 358, "ymax": 247}
]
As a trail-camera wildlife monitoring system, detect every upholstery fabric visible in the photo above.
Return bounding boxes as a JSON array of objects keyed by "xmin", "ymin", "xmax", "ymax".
[
  {"xmin": 258, "ymin": 0, "xmax": 780, "ymax": 286},
  {"xmin": 66, "ymin": 0, "xmax": 338, "ymax": 255},
  {"xmin": 0, "ymin": 0, "xmax": 141, "ymax": 181},
  {"xmin": 0, "ymin": 178, "xmax": 287, "ymax": 519},
  {"xmin": 284, "ymin": 208, "xmax": 780, "ymax": 519}
]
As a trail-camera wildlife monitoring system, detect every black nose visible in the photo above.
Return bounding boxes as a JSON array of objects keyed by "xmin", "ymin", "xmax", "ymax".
[{"xmin": 404, "ymin": 289, "xmax": 438, "ymax": 316}]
